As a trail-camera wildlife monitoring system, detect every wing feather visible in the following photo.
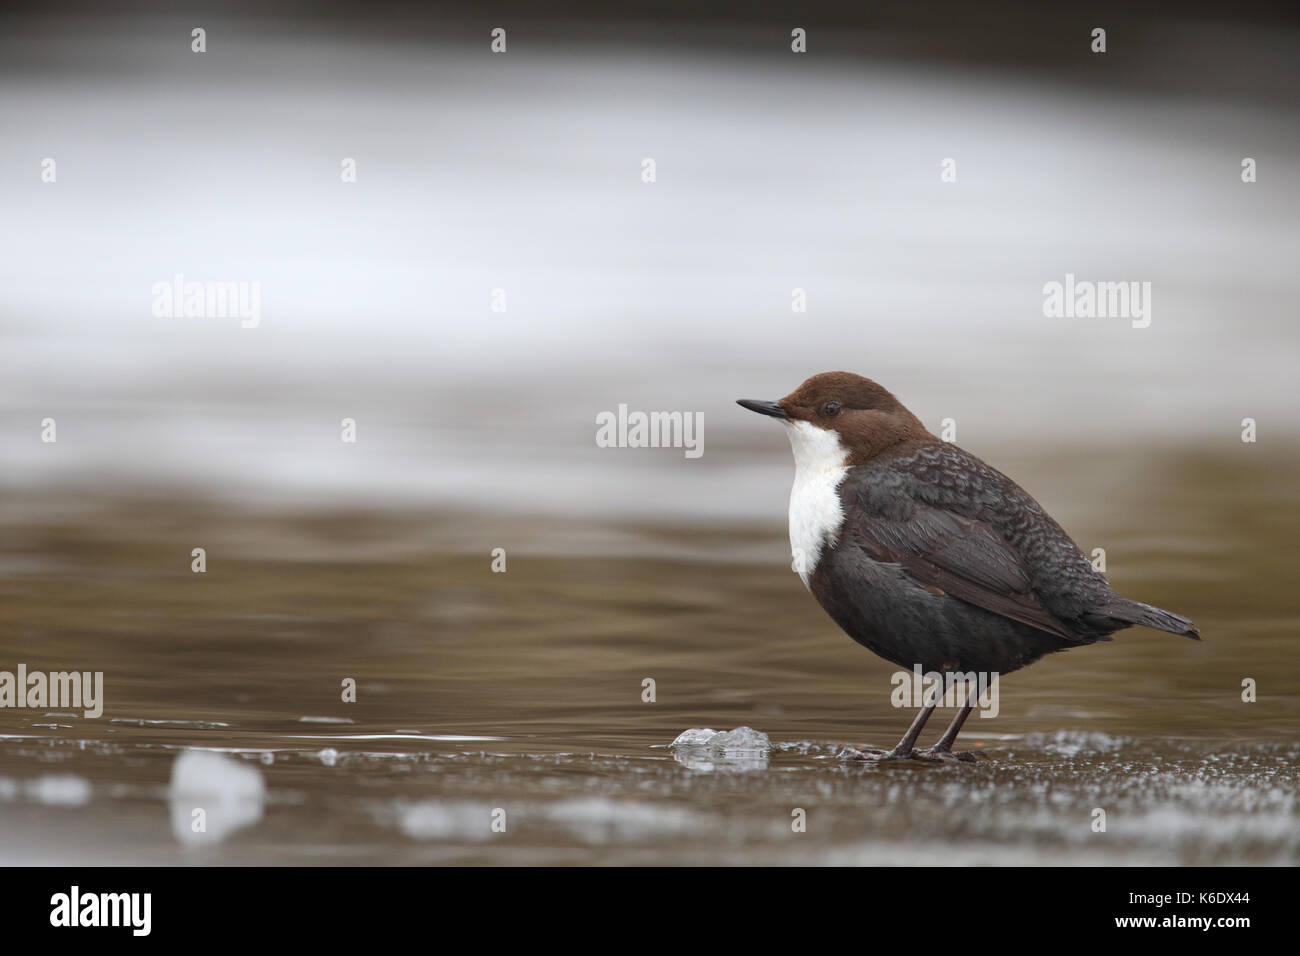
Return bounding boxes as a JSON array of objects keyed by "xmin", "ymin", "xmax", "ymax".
[{"xmin": 851, "ymin": 503, "xmax": 1083, "ymax": 642}]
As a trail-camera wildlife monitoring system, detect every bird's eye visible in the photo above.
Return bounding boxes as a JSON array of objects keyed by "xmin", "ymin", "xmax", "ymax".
[{"xmin": 823, "ymin": 402, "xmax": 841, "ymax": 416}]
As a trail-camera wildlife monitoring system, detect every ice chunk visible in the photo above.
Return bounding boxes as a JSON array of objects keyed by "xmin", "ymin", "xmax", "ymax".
[
  {"xmin": 709, "ymin": 726, "xmax": 771, "ymax": 753},
  {"xmin": 669, "ymin": 726, "xmax": 771, "ymax": 770},
  {"xmin": 670, "ymin": 726, "xmax": 770, "ymax": 753},
  {"xmin": 168, "ymin": 750, "xmax": 265, "ymax": 847},
  {"xmin": 670, "ymin": 727, "xmax": 719, "ymax": 748}
]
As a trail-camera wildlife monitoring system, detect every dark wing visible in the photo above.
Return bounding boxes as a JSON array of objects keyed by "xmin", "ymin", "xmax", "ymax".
[{"xmin": 847, "ymin": 499, "xmax": 1084, "ymax": 643}]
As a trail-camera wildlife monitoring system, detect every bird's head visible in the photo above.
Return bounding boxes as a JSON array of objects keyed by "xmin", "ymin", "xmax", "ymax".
[{"xmin": 738, "ymin": 371, "xmax": 929, "ymax": 465}]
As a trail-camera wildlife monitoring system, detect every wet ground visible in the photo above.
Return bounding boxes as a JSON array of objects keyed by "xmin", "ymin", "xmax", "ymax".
[{"xmin": 1, "ymin": 447, "xmax": 1296, "ymax": 865}]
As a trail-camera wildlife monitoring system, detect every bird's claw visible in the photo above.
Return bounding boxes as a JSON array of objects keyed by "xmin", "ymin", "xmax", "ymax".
[
  {"xmin": 917, "ymin": 747, "xmax": 989, "ymax": 763},
  {"xmin": 843, "ymin": 744, "xmax": 988, "ymax": 763},
  {"xmin": 842, "ymin": 745, "xmax": 915, "ymax": 762}
]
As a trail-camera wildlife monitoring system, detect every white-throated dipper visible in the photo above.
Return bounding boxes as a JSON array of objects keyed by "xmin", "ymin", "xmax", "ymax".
[{"xmin": 738, "ymin": 372, "xmax": 1199, "ymax": 762}]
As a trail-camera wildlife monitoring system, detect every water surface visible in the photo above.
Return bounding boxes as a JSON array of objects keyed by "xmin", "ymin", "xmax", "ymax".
[{"xmin": 1, "ymin": 450, "xmax": 1295, "ymax": 865}]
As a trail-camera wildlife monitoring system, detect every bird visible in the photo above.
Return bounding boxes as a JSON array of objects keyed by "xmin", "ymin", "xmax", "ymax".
[{"xmin": 737, "ymin": 371, "xmax": 1198, "ymax": 762}]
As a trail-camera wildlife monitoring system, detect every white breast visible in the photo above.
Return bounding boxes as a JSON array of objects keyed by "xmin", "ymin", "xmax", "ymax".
[{"xmin": 782, "ymin": 420, "xmax": 849, "ymax": 588}]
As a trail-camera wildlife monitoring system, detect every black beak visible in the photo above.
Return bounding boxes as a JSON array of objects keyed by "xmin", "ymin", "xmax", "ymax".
[{"xmin": 736, "ymin": 399, "xmax": 788, "ymax": 420}]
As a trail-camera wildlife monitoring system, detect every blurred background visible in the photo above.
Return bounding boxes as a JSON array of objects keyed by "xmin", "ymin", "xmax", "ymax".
[{"xmin": 0, "ymin": 1, "xmax": 1297, "ymax": 865}]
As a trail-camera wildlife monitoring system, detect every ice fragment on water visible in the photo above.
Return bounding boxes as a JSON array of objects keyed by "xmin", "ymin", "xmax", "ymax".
[
  {"xmin": 670, "ymin": 728, "xmax": 719, "ymax": 748},
  {"xmin": 670, "ymin": 726, "xmax": 770, "ymax": 753},
  {"xmin": 167, "ymin": 750, "xmax": 265, "ymax": 847}
]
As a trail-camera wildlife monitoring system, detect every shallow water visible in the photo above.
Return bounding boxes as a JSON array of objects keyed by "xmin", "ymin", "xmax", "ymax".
[{"xmin": 1, "ymin": 448, "xmax": 1296, "ymax": 865}]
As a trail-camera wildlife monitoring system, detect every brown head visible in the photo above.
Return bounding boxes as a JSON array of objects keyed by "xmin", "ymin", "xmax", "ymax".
[{"xmin": 737, "ymin": 371, "xmax": 930, "ymax": 465}]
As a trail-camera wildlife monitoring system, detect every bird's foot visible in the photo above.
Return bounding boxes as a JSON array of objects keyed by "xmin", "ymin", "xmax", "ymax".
[
  {"xmin": 843, "ymin": 744, "xmax": 989, "ymax": 763},
  {"xmin": 843, "ymin": 745, "xmax": 918, "ymax": 762},
  {"xmin": 916, "ymin": 746, "xmax": 989, "ymax": 763}
]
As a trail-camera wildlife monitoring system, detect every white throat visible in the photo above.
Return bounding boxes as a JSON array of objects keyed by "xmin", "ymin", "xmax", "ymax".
[{"xmin": 782, "ymin": 420, "xmax": 849, "ymax": 587}]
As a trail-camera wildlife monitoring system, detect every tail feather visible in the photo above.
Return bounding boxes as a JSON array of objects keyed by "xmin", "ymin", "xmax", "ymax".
[{"xmin": 1101, "ymin": 599, "xmax": 1200, "ymax": 640}]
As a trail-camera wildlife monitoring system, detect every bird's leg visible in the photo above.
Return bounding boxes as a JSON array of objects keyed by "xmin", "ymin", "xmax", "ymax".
[
  {"xmin": 847, "ymin": 695, "xmax": 937, "ymax": 761},
  {"xmin": 884, "ymin": 699, "xmax": 937, "ymax": 757},
  {"xmin": 929, "ymin": 701, "xmax": 973, "ymax": 753},
  {"xmin": 920, "ymin": 682, "xmax": 986, "ymax": 762}
]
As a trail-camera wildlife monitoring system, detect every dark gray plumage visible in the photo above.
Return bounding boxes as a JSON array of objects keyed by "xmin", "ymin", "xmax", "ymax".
[{"xmin": 812, "ymin": 442, "xmax": 1197, "ymax": 675}]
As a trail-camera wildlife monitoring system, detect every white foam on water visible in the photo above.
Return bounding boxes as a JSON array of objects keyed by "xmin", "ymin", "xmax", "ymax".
[
  {"xmin": 1025, "ymin": 730, "xmax": 1131, "ymax": 757},
  {"xmin": 395, "ymin": 801, "xmax": 495, "ymax": 842},
  {"xmin": 546, "ymin": 798, "xmax": 703, "ymax": 843},
  {"xmin": 22, "ymin": 775, "xmax": 91, "ymax": 807}
]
